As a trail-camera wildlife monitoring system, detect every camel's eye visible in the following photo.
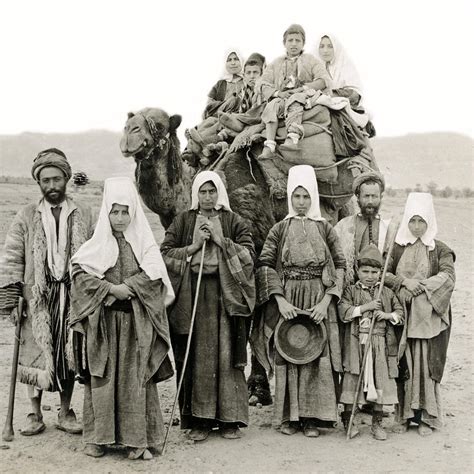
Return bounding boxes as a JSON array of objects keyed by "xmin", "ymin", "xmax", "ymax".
[{"xmin": 130, "ymin": 126, "xmax": 141, "ymax": 134}]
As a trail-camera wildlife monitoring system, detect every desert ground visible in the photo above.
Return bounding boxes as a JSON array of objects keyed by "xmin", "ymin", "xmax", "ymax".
[{"xmin": 0, "ymin": 181, "xmax": 472, "ymax": 473}]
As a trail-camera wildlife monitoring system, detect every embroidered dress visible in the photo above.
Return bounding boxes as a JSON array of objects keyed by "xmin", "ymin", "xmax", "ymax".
[{"xmin": 251, "ymin": 165, "xmax": 345, "ymax": 427}]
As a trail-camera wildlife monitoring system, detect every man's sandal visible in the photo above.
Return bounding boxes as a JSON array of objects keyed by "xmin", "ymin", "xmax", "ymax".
[{"xmin": 20, "ymin": 413, "xmax": 46, "ymax": 436}]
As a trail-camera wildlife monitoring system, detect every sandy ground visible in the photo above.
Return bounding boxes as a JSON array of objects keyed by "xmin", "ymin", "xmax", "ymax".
[{"xmin": 0, "ymin": 182, "xmax": 472, "ymax": 473}]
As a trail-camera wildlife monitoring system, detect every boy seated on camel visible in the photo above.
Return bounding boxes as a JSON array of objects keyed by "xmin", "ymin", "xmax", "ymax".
[
  {"xmin": 218, "ymin": 52, "xmax": 266, "ymax": 135},
  {"xmin": 256, "ymin": 24, "xmax": 331, "ymax": 159}
]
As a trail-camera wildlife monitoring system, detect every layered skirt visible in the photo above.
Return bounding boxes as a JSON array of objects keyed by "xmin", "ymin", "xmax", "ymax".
[
  {"xmin": 83, "ymin": 309, "xmax": 164, "ymax": 448},
  {"xmin": 273, "ymin": 277, "xmax": 339, "ymax": 425}
]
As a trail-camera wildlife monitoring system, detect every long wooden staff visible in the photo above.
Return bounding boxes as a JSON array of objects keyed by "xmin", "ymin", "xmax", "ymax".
[
  {"xmin": 346, "ymin": 235, "xmax": 396, "ymax": 440},
  {"xmin": 2, "ymin": 296, "xmax": 25, "ymax": 442},
  {"xmin": 162, "ymin": 240, "xmax": 207, "ymax": 455}
]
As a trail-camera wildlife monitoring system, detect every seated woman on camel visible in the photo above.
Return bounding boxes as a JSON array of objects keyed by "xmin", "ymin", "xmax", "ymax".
[
  {"xmin": 318, "ymin": 34, "xmax": 375, "ymax": 136},
  {"xmin": 256, "ymin": 24, "xmax": 331, "ymax": 160},
  {"xmin": 203, "ymin": 50, "xmax": 244, "ymax": 119}
]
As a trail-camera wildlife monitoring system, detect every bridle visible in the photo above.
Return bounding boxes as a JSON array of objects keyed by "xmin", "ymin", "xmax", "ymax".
[{"xmin": 139, "ymin": 114, "xmax": 170, "ymax": 160}]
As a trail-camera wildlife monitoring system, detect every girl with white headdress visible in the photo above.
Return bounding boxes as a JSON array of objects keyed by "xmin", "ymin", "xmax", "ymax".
[
  {"xmin": 318, "ymin": 34, "xmax": 363, "ymax": 100},
  {"xmin": 161, "ymin": 171, "xmax": 255, "ymax": 441},
  {"xmin": 203, "ymin": 49, "xmax": 244, "ymax": 119},
  {"xmin": 385, "ymin": 192, "xmax": 455, "ymax": 436},
  {"xmin": 70, "ymin": 177, "xmax": 174, "ymax": 460},
  {"xmin": 251, "ymin": 165, "xmax": 346, "ymax": 437},
  {"xmin": 318, "ymin": 34, "xmax": 375, "ymax": 136}
]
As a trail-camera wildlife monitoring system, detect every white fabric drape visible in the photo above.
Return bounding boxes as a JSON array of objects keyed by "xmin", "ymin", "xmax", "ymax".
[
  {"xmin": 190, "ymin": 171, "xmax": 232, "ymax": 211},
  {"xmin": 285, "ymin": 165, "xmax": 324, "ymax": 221},
  {"xmin": 71, "ymin": 177, "xmax": 174, "ymax": 306},
  {"xmin": 396, "ymin": 192, "xmax": 438, "ymax": 250}
]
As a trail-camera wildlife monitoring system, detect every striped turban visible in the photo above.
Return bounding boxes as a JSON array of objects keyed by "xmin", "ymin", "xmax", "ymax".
[{"xmin": 31, "ymin": 148, "xmax": 72, "ymax": 181}]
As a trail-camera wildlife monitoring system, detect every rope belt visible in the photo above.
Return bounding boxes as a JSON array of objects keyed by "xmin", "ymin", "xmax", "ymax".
[{"xmin": 282, "ymin": 265, "xmax": 323, "ymax": 280}]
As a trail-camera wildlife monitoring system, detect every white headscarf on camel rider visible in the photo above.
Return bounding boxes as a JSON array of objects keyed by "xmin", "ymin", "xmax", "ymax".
[
  {"xmin": 317, "ymin": 34, "xmax": 363, "ymax": 93},
  {"xmin": 71, "ymin": 177, "xmax": 174, "ymax": 306},
  {"xmin": 190, "ymin": 171, "xmax": 232, "ymax": 212},
  {"xmin": 222, "ymin": 49, "xmax": 244, "ymax": 81},
  {"xmin": 395, "ymin": 192, "xmax": 438, "ymax": 251},
  {"xmin": 285, "ymin": 165, "xmax": 325, "ymax": 221}
]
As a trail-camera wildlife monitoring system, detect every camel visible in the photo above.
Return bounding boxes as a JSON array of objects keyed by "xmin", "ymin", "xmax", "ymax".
[
  {"xmin": 120, "ymin": 106, "xmax": 377, "ymax": 405},
  {"xmin": 120, "ymin": 108, "xmax": 280, "ymax": 252}
]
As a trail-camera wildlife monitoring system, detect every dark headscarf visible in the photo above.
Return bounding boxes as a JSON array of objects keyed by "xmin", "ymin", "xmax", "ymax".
[{"xmin": 31, "ymin": 148, "xmax": 72, "ymax": 181}]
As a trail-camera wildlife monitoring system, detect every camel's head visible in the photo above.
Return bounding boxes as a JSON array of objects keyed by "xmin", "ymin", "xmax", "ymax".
[{"xmin": 120, "ymin": 108, "xmax": 182, "ymax": 160}]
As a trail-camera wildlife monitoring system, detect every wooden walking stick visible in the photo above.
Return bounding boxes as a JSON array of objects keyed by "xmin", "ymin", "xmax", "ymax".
[
  {"xmin": 162, "ymin": 240, "xmax": 207, "ymax": 455},
  {"xmin": 2, "ymin": 296, "xmax": 25, "ymax": 442},
  {"xmin": 346, "ymin": 236, "xmax": 396, "ymax": 440}
]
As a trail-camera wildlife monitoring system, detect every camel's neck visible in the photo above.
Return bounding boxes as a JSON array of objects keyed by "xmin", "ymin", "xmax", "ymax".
[{"xmin": 135, "ymin": 149, "xmax": 190, "ymax": 229}]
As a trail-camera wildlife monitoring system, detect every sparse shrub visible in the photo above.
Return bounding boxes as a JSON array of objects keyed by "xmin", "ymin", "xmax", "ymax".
[
  {"xmin": 441, "ymin": 186, "xmax": 453, "ymax": 198},
  {"xmin": 73, "ymin": 172, "xmax": 89, "ymax": 186}
]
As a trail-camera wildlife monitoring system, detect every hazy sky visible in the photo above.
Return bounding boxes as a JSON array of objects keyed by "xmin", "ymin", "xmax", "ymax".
[{"xmin": 1, "ymin": 0, "xmax": 472, "ymax": 140}]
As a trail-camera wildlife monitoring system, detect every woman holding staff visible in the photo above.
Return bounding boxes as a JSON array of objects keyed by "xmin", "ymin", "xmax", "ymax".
[{"xmin": 161, "ymin": 171, "xmax": 255, "ymax": 441}]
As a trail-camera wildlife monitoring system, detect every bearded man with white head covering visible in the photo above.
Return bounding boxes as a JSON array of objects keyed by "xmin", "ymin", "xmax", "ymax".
[
  {"xmin": 70, "ymin": 177, "xmax": 174, "ymax": 459},
  {"xmin": 251, "ymin": 165, "xmax": 346, "ymax": 437},
  {"xmin": 385, "ymin": 192, "xmax": 455, "ymax": 436},
  {"xmin": 0, "ymin": 148, "xmax": 94, "ymax": 436},
  {"xmin": 334, "ymin": 171, "xmax": 398, "ymax": 288},
  {"xmin": 161, "ymin": 171, "xmax": 255, "ymax": 441}
]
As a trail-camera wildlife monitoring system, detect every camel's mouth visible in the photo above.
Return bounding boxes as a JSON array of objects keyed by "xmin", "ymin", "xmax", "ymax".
[{"xmin": 121, "ymin": 140, "xmax": 149, "ymax": 159}]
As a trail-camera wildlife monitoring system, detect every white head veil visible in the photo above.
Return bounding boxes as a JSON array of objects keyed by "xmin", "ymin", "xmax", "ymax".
[
  {"xmin": 190, "ymin": 171, "xmax": 232, "ymax": 211},
  {"xmin": 285, "ymin": 165, "xmax": 324, "ymax": 221},
  {"xmin": 317, "ymin": 34, "xmax": 363, "ymax": 93},
  {"xmin": 71, "ymin": 177, "xmax": 174, "ymax": 306},
  {"xmin": 222, "ymin": 49, "xmax": 244, "ymax": 81},
  {"xmin": 395, "ymin": 192, "xmax": 438, "ymax": 250}
]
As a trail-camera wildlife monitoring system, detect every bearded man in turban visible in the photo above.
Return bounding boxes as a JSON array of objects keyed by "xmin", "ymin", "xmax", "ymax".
[
  {"xmin": 334, "ymin": 171, "xmax": 398, "ymax": 289},
  {"xmin": 0, "ymin": 148, "xmax": 94, "ymax": 436}
]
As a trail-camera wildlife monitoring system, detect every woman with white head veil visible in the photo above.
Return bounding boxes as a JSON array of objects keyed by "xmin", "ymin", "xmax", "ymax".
[
  {"xmin": 70, "ymin": 177, "xmax": 174, "ymax": 460},
  {"xmin": 317, "ymin": 33, "xmax": 375, "ymax": 136},
  {"xmin": 251, "ymin": 165, "xmax": 346, "ymax": 437},
  {"xmin": 203, "ymin": 49, "xmax": 244, "ymax": 119},
  {"xmin": 385, "ymin": 192, "xmax": 455, "ymax": 436},
  {"xmin": 161, "ymin": 171, "xmax": 255, "ymax": 441}
]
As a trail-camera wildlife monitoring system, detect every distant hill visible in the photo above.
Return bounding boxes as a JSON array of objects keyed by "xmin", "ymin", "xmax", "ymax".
[
  {"xmin": 0, "ymin": 130, "xmax": 472, "ymax": 188},
  {"xmin": 0, "ymin": 130, "xmax": 133, "ymax": 180},
  {"xmin": 372, "ymin": 132, "xmax": 473, "ymax": 189}
]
